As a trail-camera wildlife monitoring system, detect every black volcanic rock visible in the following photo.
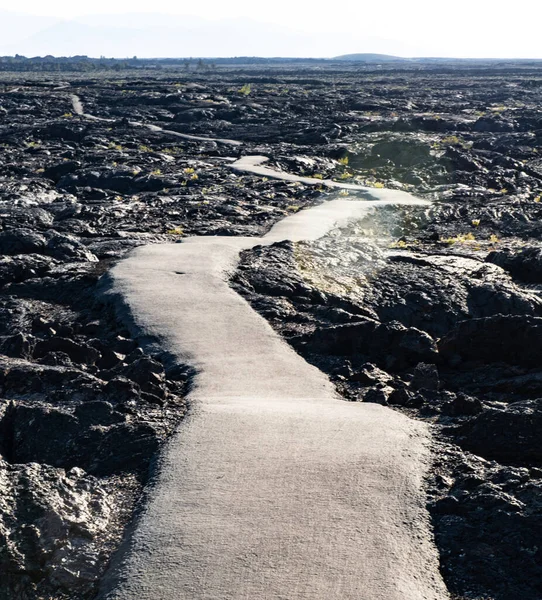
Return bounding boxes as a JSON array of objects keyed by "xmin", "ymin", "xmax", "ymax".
[
  {"xmin": 0, "ymin": 459, "xmax": 116, "ymax": 600},
  {"xmin": 487, "ymin": 246, "xmax": 542, "ymax": 283},
  {"xmin": 3, "ymin": 62, "xmax": 542, "ymax": 600},
  {"xmin": 43, "ymin": 160, "xmax": 82, "ymax": 182},
  {"xmin": 292, "ymin": 318, "xmax": 437, "ymax": 370},
  {"xmin": 0, "ymin": 229, "xmax": 46, "ymax": 255},
  {"xmin": 0, "ymin": 254, "xmax": 56, "ymax": 285},
  {"xmin": 438, "ymin": 315, "xmax": 542, "ymax": 368},
  {"xmin": 34, "ymin": 337, "xmax": 101, "ymax": 365},
  {"xmin": 459, "ymin": 400, "xmax": 542, "ymax": 465}
]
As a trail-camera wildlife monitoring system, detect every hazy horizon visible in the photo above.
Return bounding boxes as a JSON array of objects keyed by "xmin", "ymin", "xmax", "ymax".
[{"xmin": 1, "ymin": 2, "xmax": 542, "ymax": 59}]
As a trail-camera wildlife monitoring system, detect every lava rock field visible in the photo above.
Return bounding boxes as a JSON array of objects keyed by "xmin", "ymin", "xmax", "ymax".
[{"xmin": 2, "ymin": 63, "xmax": 542, "ymax": 599}]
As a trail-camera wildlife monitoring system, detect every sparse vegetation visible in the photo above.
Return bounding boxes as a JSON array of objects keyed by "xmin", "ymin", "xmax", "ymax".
[
  {"xmin": 442, "ymin": 232, "xmax": 476, "ymax": 244},
  {"xmin": 167, "ymin": 227, "xmax": 184, "ymax": 235}
]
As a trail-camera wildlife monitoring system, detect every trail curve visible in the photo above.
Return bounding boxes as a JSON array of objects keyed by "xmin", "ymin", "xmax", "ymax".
[
  {"xmin": 99, "ymin": 194, "xmax": 448, "ymax": 600},
  {"xmin": 71, "ymin": 94, "xmax": 242, "ymax": 146},
  {"xmin": 72, "ymin": 91, "xmax": 448, "ymax": 600}
]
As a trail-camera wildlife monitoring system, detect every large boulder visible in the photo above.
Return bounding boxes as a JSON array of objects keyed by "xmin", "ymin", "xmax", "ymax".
[
  {"xmin": 0, "ymin": 254, "xmax": 55, "ymax": 285},
  {"xmin": 293, "ymin": 317, "xmax": 437, "ymax": 370},
  {"xmin": 0, "ymin": 459, "xmax": 113, "ymax": 599},
  {"xmin": 0, "ymin": 229, "xmax": 46, "ymax": 255},
  {"xmin": 438, "ymin": 315, "xmax": 542, "ymax": 368},
  {"xmin": 486, "ymin": 247, "xmax": 542, "ymax": 283},
  {"xmin": 34, "ymin": 337, "xmax": 101, "ymax": 366},
  {"xmin": 0, "ymin": 402, "xmax": 159, "ymax": 477},
  {"xmin": 459, "ymin": 400, "xmax": 542, "ymax": 465}
]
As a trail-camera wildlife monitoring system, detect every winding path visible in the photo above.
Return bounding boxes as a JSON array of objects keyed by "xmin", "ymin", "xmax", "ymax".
[
  {"xmin": 75, "ymin": 93, "xmax": 449, "ymax": 599},
  {"xmin": 71, "ymin": 94, "xmax": 242, "ymax": 146},
  {"xmin": 99, "ymin": 213, "xmax": 448, "ymax": 600}
]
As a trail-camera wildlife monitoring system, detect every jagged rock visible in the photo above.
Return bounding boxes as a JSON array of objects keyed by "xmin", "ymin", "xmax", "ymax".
[
  {"xmin": 116, "ymin": 356, "xmax": 166, "ymax": 396},
  {"xmin": 411, "ymin": 363, "xmax": 440, "ymax": 391},
  {"xmin": 0, "ymin": 229, "xmax": 46, "ymax": 255},
  {"xmin": 81, "ymin": 422, "xmax": 160, "ymax": 476},
  {"xmin": 459, "ymin": 400, "xmax": 542, "ymax": 465},
  {"xmin": 58, "ymin": 167, "xmax": 169, "ymax": 194},
  {"xmin": 359, "ymin": 385, "xmax": 394, "ymax": 405},
  {"xmin": 430, "ymin": 452, "xmax": 542, "ymax": 600},
  {"xmin": 441, "ymin": 393, "xmax": 484, "ymax": 416},
  {"xmin": 487, "ymin": 246, "xmax": 542, "ymax": 283},
  {"xmin": 43, "ymin": 160, "xmax": 81, "ymax": 182},
  {"xmin": 0, "ymin": 333, "xmax": 35, "ymax": 359},
  {"xmin": 34, "ymin": 337, "xmax": 101, "ymax": 366},
  {"xmin": 38, "ymin": 351, "xmax": 74, "ymax": 367},
  {"xmin": 74, "ymin": 401, "xmax": 125, "ymax": 426},
  {"xmin": 292, "ymin": 318, "xmax": 437, "ymax": 370},
  {"xmin": 438, "ymin": 315, "xmax": 542, "ymax": 368},
  {"xmin": 38, "ymin": 122, "xmax": 88, "ymax": 142},
  {"xmin": 44, "ymin": 232, "xmax": 98, "ymax": 263},
  {"xmin": 348, "ymin": 362, "xmax": 393, "ymax": 386},
  {"xmin": 473, "ymin": 115, "xmax": 516, "ymax": 132},
  {"xmin": 104, "ymin": 376, "xmax": 142, "ymax": 403},
  {"xmin": 0, "ymin": 254, "xmax": 55, "ymax": 285},
  {"xmin": 0, "ymin": 458, "xmax": 114, "ymax": 599},
  {"xmin": 0, "ymin": 401, "xmax": 160, "ymax": 477},
  {"xmin": 0, "ymin": 358, "xmax": 101, "ymax": 397}
]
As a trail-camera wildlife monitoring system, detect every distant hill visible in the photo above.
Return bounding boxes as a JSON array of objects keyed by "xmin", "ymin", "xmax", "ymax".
[{"xmin": 334, "ymin": 53, "xmax": 407, "ymax": 62}]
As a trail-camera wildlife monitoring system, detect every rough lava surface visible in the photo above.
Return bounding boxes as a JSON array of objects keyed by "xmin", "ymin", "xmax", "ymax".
[{"xmin": 0, "ymin": 63, "xmax": 542, "ymax": 599}]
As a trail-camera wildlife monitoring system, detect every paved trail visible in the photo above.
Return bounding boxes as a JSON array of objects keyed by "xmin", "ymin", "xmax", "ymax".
[
  {"xmin": 99, "ymin": 186, "xmax": 448, "ymax": 599},
  {"xmin": 71, "ymin": 94, "xmax": 242, "ymax": 146},
  {"xmin": 76, "ymin": 91, "xmax": 448, "ymax": 599}
]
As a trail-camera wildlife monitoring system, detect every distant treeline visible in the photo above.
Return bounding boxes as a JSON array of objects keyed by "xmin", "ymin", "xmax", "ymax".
[
  {"xmin": 2, "ymin": 55, "xmax": 542, "ymax": 73},
  {"xmin": 0, "ymin": 55, "xmax": 331, "ymax": 72}
]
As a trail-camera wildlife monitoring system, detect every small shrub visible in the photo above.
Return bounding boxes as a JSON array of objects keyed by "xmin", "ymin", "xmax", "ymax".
[
  {"xmin": 167, "ymin": 227, "xmax": 184, "ymax": 235},
  {"xmin": 442, "ymin": 233, "xmax": 476, "ymax": 245}
]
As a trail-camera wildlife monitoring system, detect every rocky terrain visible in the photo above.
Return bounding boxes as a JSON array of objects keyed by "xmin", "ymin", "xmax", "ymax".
[{"xmin": 1, "ymin": 63, "xmax": 542, "ymax": 599}]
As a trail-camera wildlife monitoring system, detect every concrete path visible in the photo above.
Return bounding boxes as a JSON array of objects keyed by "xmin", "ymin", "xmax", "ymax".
[
  {"xmin": 233, "ymin": 155, "xmax": 414, "ymax": 195},
  {"xmin": 71, "ymin": 94, "xmax": 242, "ymax": 146},
  {"xmin": 98, "ymin": 188, "xmax": 448, "ymax": 599}
]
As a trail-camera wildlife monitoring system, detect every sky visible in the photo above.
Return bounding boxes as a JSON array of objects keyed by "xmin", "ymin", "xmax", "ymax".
[{"xmin": 1, "ymin": 0, "xmax": 542, "ymax": 58}]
